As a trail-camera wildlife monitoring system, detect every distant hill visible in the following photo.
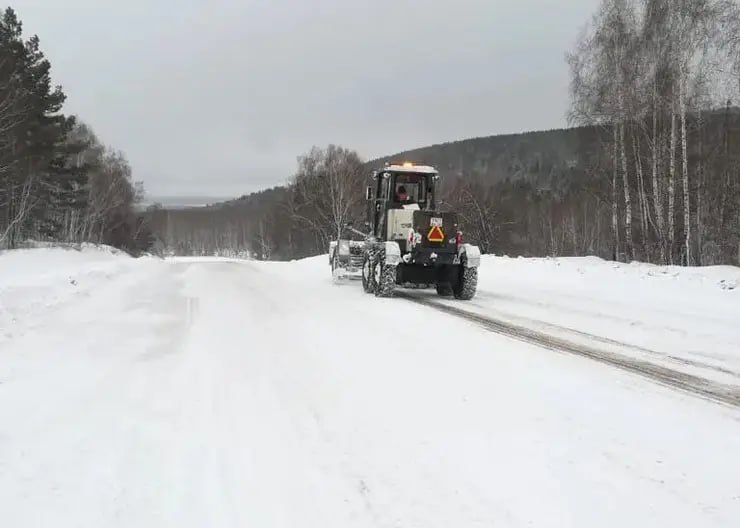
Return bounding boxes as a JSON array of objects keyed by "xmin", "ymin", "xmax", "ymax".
[
  {"xmin": 148, "ymin": 126, "xmax": 604, "ymax": 215},
  {"xmin": 365, "ymin": 126, "xmax": 601, "ymax": 189},
  {"xmin": 143, "ymin": 125, "xmax": 608, "ymax": 259},
  {"xmin": 144, "ymin": 109, "xmax": 740, "ymax": 266}
]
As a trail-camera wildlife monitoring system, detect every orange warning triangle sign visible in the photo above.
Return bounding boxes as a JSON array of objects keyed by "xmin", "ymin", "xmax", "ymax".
[{"xmin": 427, "ymin": 225, "xmax": 445, "ymax": 242}]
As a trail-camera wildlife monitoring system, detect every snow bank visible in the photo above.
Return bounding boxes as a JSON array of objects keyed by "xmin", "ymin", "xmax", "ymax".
[
  {"xmin": 0, "ymin": 244, "xmax": 130, "ymax": 287},
  {"xmin": 467, "ymin": 255, "xmax": 740, "ymax": 384},
  {"xmin": 257, "ymin": 251, "xmax": 740, "ymax": 296},
  {"xmin": 0, "ymin": 245, "xmax": 143, "ymax": 345},
  {"xmin": 264, "ymin": 252, "xmax": 740, "ymax": 292},
  {"xmin": 481, "ymin": 254, "xmax": 740, "ymax": 291}
]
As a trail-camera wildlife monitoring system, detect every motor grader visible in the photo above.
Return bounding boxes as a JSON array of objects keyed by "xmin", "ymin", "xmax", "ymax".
[{"xmin": 355, "ymin": 162, "xmax": 481, "ymax": 299}]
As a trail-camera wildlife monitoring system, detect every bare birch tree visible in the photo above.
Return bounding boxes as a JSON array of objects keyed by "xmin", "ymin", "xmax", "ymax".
[{"xmin": 292, "ymin": 145, "xmax": 364, "ymax": 245}]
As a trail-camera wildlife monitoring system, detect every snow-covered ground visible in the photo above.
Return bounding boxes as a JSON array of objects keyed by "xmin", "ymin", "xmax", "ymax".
[
  {"xmin": 423, "ymin": 255, "xmax": 740, "ymax": 387},
  {"xmin": 1, "ymin": 247, "xmax": 739, "ymax": 527}
]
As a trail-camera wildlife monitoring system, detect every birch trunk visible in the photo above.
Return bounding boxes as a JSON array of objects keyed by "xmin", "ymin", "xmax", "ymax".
[
  {"xmin": 719, "ymin": 107, "xmax": 730, "ymax": 235},
  {"xmin": 633, "ymin": 132, "xmax": 648, "ymax": 259},
  {"xmin": 669, "ymin": 100, "xmax": 677, "ymax": 263},
  {"xmin": 612, "ymin": 124, "xmax": 620, "ymax": 261},
  {"xmin": 679, "ymin": 73, "xmax": 691, "ymax": 266},
  {"xmin": 620, "ymin": 121, "xmax": 633, "ymax": 261},
  {"xmin": 697, "ymin": 108, "xmax": 704, "ymax": 265},
  {"xmin": 570, "ymin": 210, "xmax": 578, "ymax": 254},
  {"xmin": 651, "ymin": 80, "xmax": 665, "ymax": 263}
]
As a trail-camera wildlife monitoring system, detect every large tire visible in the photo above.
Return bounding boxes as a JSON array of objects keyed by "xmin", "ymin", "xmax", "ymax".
[
  {"xmin": 453, "ymin": 266, "xmax": 478, "ymax": 300},
  {"xmin": 361, "ymin": 253, "xmax": 374, "ymax": 293},
  {"xmin": 373, "ymin": 250, "xmax": 397, "ymax": 298},
  {"xmin": 436, "ymin": 282, "xmax": 453, "ymax": 297}
]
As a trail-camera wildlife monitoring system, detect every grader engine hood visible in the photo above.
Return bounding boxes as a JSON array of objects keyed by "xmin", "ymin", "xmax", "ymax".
[{"xmin": 386, "ymin": 208, "xmax": 416, "ymax": 242}]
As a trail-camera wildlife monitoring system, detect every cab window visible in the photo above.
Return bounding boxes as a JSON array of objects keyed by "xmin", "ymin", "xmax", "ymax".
[{"xmin": 393, "ymin": 174, "xmax": 426, "ymax": 204}]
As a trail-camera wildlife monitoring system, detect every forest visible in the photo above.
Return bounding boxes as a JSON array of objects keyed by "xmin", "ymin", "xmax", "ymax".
[
  {"xmin": 151, "ymin": 0, "xmax": 740, "ymax": 267},
  {"xmin": 4, "ymin": 1, "xmax": 739, "ymax": 267},
  {"xmin": 0, "ymin": 8, "xmax": 148, "ymax": 253}
]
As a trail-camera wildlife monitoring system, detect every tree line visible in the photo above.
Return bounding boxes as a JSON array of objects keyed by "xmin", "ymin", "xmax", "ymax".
[
  {"xmin": 567, "ymin": 0, "xmax": 740, "ymax": 265},
  {"xmin": 147, "ymin": 140, "xmax": 606, "ymax": 262},
  {"xmin": 146, "ymin": 145, "xmax": 366, "ymax": 260},
  {"xmin": 0, "ymin": 8, "xmax": 150, "ymax": 253},
  {"xmin": 151, "ymin": 0, "xmax": 740, "ymax": 268},
  {"xmin": 152, "ymin": 109, "xmax": 740, "ymax": 267}
]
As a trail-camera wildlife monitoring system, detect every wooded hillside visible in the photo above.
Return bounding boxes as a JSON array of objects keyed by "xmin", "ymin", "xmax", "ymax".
[
  {"xmin": 148, "ymin": 0, "xmax": 740, "ymax": 267},
  {"xmin": 0, "ymin": 7, "xmax": 149, "ymax": 254}
]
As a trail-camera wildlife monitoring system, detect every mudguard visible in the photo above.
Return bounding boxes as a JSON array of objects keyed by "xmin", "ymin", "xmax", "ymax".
[
  {"xmin": 459, "ymin": 243, "xmax": 481, "ymax": 268},
  {"xmin": 383, "ymin": 241, "xmax": 402, "ymax": 266}
]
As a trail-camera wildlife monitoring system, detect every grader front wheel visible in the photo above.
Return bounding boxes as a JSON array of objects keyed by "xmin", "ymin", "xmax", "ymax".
[{"xmin": 373, "ymin": 250, "xmax": 397, "ymax": 298}]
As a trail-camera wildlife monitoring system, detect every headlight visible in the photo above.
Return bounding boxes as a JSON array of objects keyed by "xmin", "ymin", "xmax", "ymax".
[{"xmin": 338, "ymin": 241, "xmax": 350, "ymax": 255}]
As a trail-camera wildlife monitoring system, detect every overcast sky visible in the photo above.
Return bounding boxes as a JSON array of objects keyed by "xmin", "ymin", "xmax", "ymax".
[{"xmin": 12, "ymin": 0, "xmax": 598, "ymax": 198}]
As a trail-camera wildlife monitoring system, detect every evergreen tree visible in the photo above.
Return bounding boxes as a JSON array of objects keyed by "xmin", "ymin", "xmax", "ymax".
[{"xmin": 0, "ymin": 7, "xmax": 145, "ymax": 252}]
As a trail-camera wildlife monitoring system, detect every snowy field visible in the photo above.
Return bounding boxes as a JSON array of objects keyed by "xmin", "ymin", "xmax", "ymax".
[
  {"xmin": 427, "ymin": 255, "xmax": 740, "ymax": 388},
  {"xmin": 1, "ymin": 246, "xmax": 739, "ymax": 527}
]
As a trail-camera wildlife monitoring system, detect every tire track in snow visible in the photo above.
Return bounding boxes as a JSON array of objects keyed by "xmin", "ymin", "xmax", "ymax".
[
  {"xmin": 397, "ymin": 292, "xmax": 740, "ymax": 408},
  {"xmin": 457, "ymin": 296, "xmax": 740, "ymax": 381}
]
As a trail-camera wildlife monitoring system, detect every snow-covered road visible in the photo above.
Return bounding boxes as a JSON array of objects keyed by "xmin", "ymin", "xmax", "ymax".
[{"xmin": 1, "ymin": 248, "xmax": 739, "ymax": 527}]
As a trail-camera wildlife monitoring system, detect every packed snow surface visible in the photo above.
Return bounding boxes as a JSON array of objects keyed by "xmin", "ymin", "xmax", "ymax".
[
  {"xmin": 1, "ymin": 247, "xmax": 739, "ymax": 527},
  {"xmin": 450, "ymin": 255, "xmax": 740, "ymax": 386}
]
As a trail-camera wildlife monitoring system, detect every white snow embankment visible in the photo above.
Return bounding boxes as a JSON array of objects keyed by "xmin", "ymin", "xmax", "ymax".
[
  {"xmin": 0, "ymin": 245, "xmax": 148, "ymax": 346},
  {"xmin": 447, "ymin": 255, "xmax": 740, "ymax": 385}
]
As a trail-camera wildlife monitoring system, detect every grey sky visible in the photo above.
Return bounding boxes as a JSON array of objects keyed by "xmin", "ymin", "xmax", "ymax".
[{"xmin": 13, "ymin": 0, "xmax": 598, "ymax": 198}]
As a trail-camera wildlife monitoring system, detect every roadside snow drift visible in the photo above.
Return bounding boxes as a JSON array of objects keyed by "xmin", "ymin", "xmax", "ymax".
[
  {"xmin": 1, "ymin": 247, "xmax": 739, "ymax": 528},
  {"xmin": 472, "ymin": 255, "xmax": 740, "ymax": 385}
]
